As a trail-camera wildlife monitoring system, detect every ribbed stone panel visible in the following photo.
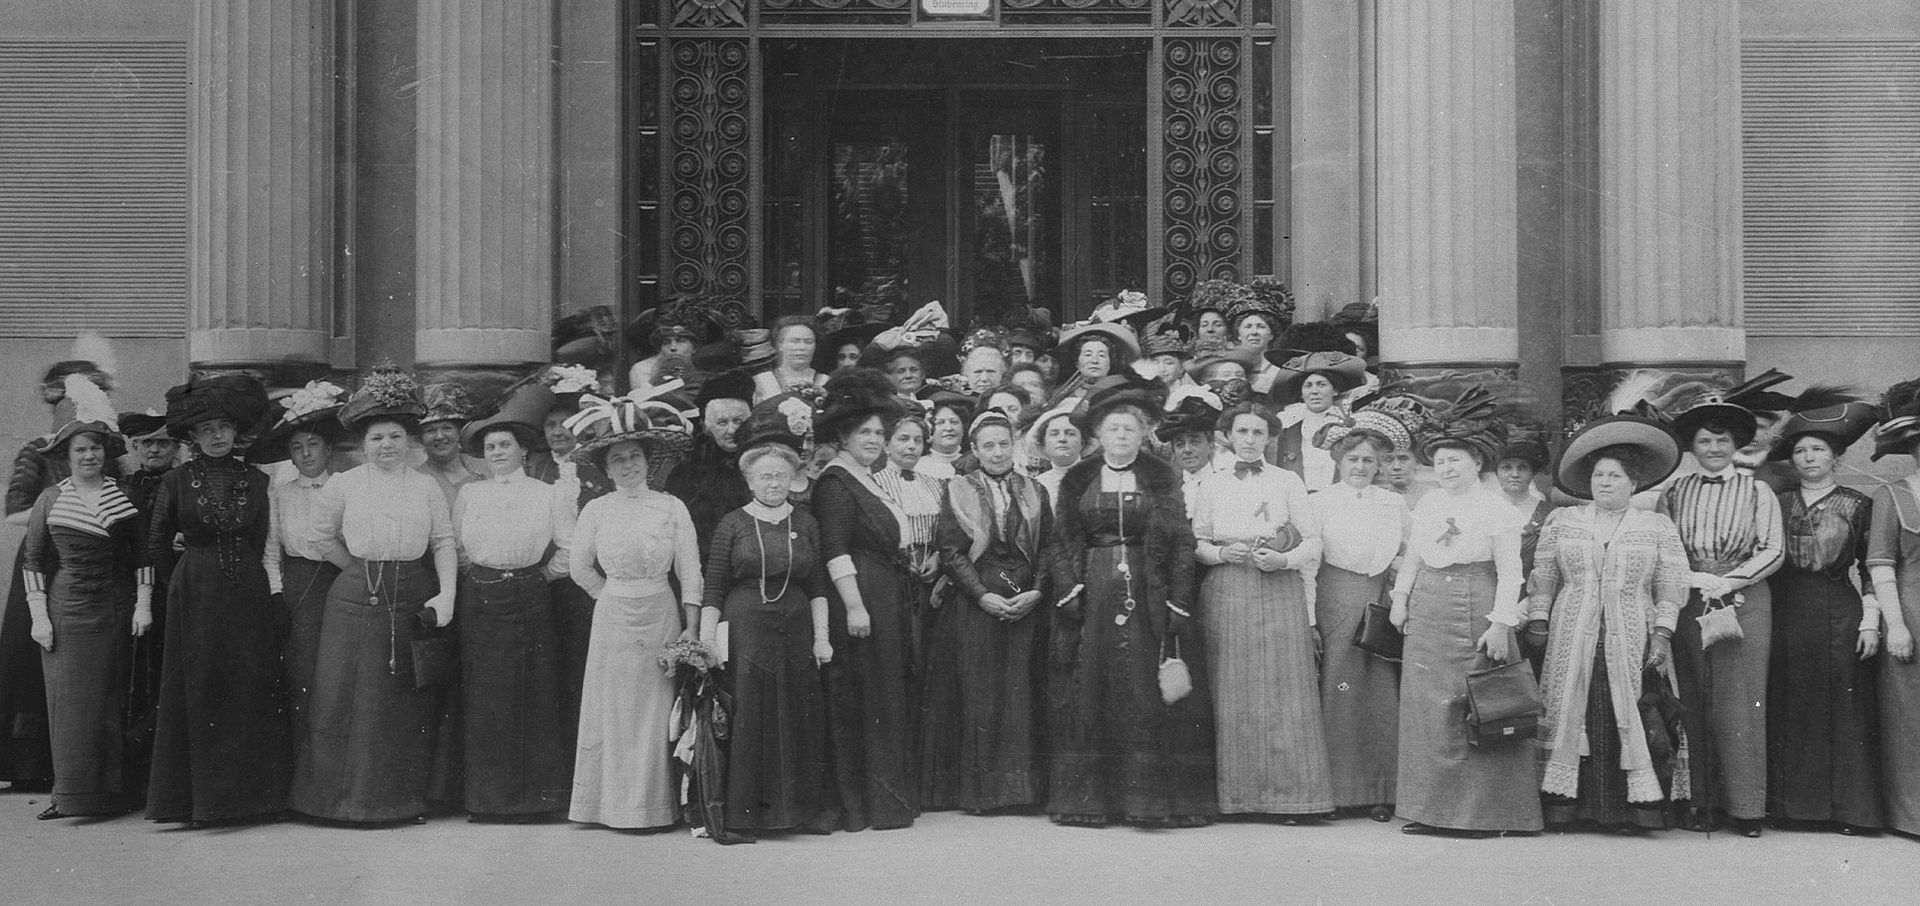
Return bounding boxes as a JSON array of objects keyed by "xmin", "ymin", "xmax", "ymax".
[
  {"xmin": 414, "ymin": 0, "xmax": 554, "ymax": 368},
  {"xmin": 1374, "ymin": 0, "xmax": 1520, "ymax": 368},
  {"xmin": 188, "ymin": 0, "xmax": 335, "ymax": 367}
]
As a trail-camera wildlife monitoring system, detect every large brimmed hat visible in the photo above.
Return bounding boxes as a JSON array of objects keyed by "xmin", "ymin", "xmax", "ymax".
[
  {"xmin": 1668, "ymin": 369, "xmax": 1797, "ymax": 449},
  {"xmin": 625, "ymin": 295, "xmax": 721, "ymax": 351},
  {"xmin": 1269, "ymin": 350, "xmax": 1368, "ymax": 394},
  {"xmin": 419, "ymin": 382, "xmax": 478, "ymax": 427},
  {"xmin": 248, "ymin": 380, "xmax": 349, "ymax": 464},
  {"xmin": 734, "ymin": 328, "xmax": 776, "ymax": 372},
  {"xmin": 860, "ymin": 332, "xmax": 961, "ymax": 379},
  {"xmin": 1054, "ymin": 321, "xmax": 1141, "ymax": 365},
  {"xmin": 1087, "ymin": 290, "xmax": 1169, "ymax": 335},
  {"xmin": 814, "ymin": 320, "xmax": 890, "ymax": 374},
  {"xmin": 563, "ymin": 381, "xmax": 698, "ymax": 489},
  {"xmin": 46, "ymin": 373, "xmax": 124, "ymax": 458},
  {"xmin": 1141, "ymin": 330, "xmax": 1194, "ymax": 361},
  {"xmin": 1497, "ymin": 421, "xmax": 1553, "ymax": 470},
  {"xmin": 1185, "ymin": 343, "xmax": 1262, "ymax": 381},
  {"xmin": 461, "ymin": 383, "xmax": 556, "ymax": 457},
  {"xmin": 814, "ymin": 367, "xmax": 907, "ymax": 442},
  {"xmin": 338, "ymin": 365, "xmax": 427, "ymax": 434},
  {"xmin": 118, "ymin": 409, "xmax": 169, "ymax": 444},
  {"xmin": 164, "ymin": 373, "xmax": 270, "ymax": 441},
  {"xmin": 1006, "ymin": 325, "xmax": 1057, "ymax": 356},
  {"xmin": 733, "ymin": 392, "xmax": 815, "ymax": 456},
  {"xmin": 1555, "ymin": 415, "xmax": 1680, "ymax": 499},
  {"xmin": 1075, "ymin": 371, "xmax": 1167, "ymax": 434},
  {"xmin": 1768, "ymin": 400, "xmax": 1878, "ymax": 461},
  {"xmin": 1416, "ymin": 387, "xmax": 1507, "ymax": 468},
  {"xmin": 1156, "ymin": 383, "xmax": 1227, "ymax": 442},
  {"xmin": 1875, "ymin": 378, "xmax": 1920, "ymax": 461}
]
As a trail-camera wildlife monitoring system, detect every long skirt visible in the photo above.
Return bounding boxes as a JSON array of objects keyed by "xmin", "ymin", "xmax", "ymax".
[
  {"xmin": 920, "ymin": 549, "xmax": 1045, "ymax": 813},
  {"xmin": 1880, "ymin": 566, "xmax": 1920, "ymax": 835},
  {"xmin": 1203, "ymin": 561, "xmax": 1331, "ymax": 814},
  {"xmin": 459, "ymin": 568, "xmax": 569, "ymax": 816},
  {"xmin": 1672, "ymin": 574, "xmax": 1772, "ymax": 820},
  {"xmin": 722, "ymin": 580, "xmax": 835, "ymax": 832},
  {"xmin": 42, "ymin": 587, "xmax": 134, "ymax": 814},
  {"xmin": 549, "ymin": 576, "xmax": 596, "ymax": 784},
  {"xmin": 1767, "ymin": 567, "xmax": 1881, "ymax": 826},
  {"xmin": 289, "ymin": 558, "xmax": 439, "ymax": 823},
  {"xmin": 1541, "ymin": 641, "xmax": 1672, "ymax": 829},
  {"xmin": 569, "ymin": 587, "xmax": 680, "ymax": 828},
  {"xmin": 147, "ymin": 544, "xmax": 292, "ymax": 823},
  {"xmin": 1315, "ymin": 565, "xmax": 1400, "ymax": 809},
  {"xmin": 1047, "ymin": 542, "xmax": 1217, "ymax": 822},
  {"xmin": 281, "ymin": 555, "xmax": 338, "ymax": 751},
  {"xmin": 0, "ymin": 537, "xmax": 53, "ymax": 784},
  {"xmin": 822, "ymin": 549, "xmax": 921, "ymax": 830},
  {"xmin": 1395, "ymin": 561, "xmax": 1543, "ymax": 832}
]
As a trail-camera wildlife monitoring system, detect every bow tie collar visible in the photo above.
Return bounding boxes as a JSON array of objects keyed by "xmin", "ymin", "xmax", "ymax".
[{"xmin": 1234, "ymin": 460, "xmax": 1264, "ymax": 478}]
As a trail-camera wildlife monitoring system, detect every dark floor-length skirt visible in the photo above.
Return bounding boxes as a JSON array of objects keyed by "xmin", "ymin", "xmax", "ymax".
[
  {"xmin": 920, "ymin": 553, "xmax": 1045, "ymax": 813},
  {"xmin": 146, "ymin": 545, "xmax": 292, "ymax": 823},
  {"xmin": 42, "ymin": 589, "xmax": 135, "ymax": 814},
  {"xmin": 723, "ymin": 581, "xmax": 835, "ymax": 831},
  {"xmin": 1047, "ymin": 542, "xmax": 1217, "ymax": 822},
  {"xmin": 0, "ymin": 537, "xmax": 53, "ymax": 784},
  {"xmin": 1315, "ymin": 565, "xmax": 1400, "ymax": 809},
  {"xmin": 549, "ymin": 576, "xmax": 595, "ymax": 783},
  {"xmin": 289, "ymin": 558, "xmax": 439, "ymax": 823},
  {"xmin": 1542, "ymin": 642, "xmax": 1672, "ymax": 829},
  {"xmin": 281, "ymin": 555, "xmax": 338, "ymax": 754},
  {"xmin": 1672, "ymin": 575, "xmax": 1772, "ymax": 821},
  {"xmin": 1767, "ymin": 568, "xmax": 1882, "ymax": 827},
  {"xmin": 458, "ymin": 569, "xmax": 569, "ymax": 816},
  {"xmin": 1394, "ymin": 562, "xmax": 1542, "ymax": 832},
  {"xmin": 822, "ymin": 548, "xmax": 921, "ymax": 830}
]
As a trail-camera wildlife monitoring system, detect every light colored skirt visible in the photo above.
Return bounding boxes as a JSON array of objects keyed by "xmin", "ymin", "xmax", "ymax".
[
  {"xmin": 569, "ymin": 588, "xmax": 681, "ymax": 829},
  {"xmin": 1202, "ymin": 561, "xmax": 1332, "ymax": 814}
]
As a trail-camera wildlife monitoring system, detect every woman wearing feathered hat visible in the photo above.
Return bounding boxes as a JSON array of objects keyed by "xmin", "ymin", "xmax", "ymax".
[
  {"xmin": 252, "ymin": 380, "xmax": 349, "ymax": 763},
  {"xmin": 1867, "ymin": 378, "xmax": 1920, "ymax": 835},
  {"xmin": 1760, "ymin": 398, "xmax": 1885, "ymax": 834},
  {"xmin": 1045, "ymin": 371, "xmax": 1217, "ymax": 828},
  {"xmin": 144, "ymin": 373, "xmax": 292, "ymax": 826},
  {"xmin": 290, "ymin": 366, "xmax": 456, "ymax": 825},
  {"xmin": 19, "ymin": 378, "xmax": 145, "ymax": 818},
  {"xmin": 811, "ymin": 367, "xmax": 921, "ymax": 830},
  {"xmin": 562, "ymin": 383, "xmax": 703, "ymax": 830},
  {"xmin": 1308, "ymin": 413, "xmax": 1411, "ymax": 822},
  {"xmin": 449, "ymin": 382, "xmax": 575, "ymax": 822},
  {"xmin": 1656, "ymin": 375, "xmax": 1791, "ymax": 837},
  {"xmin": 1388, "ymin": 388, "xmax": 1543, "ymax": 836},
  {"xmin": 1529, "ymin": 414, "xmax": 1689, "ymax": 833}
]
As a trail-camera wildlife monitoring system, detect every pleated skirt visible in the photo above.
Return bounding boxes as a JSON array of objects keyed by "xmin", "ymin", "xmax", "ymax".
[{"xmin": 1202, "ymin": 562, "xmax": 1331, "ymax": 814}]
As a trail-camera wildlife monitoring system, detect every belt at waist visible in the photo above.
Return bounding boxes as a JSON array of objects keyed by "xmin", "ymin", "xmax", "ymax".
[
  {"xmin": 1689, "ymin": 558, "xmax": 1749, "ymax": 575},
  {"xmin": 283, "ymin": 554, "xmax": 327, "ymax": 567},
  {"xmin": 1415, "ymin": 560, "xmax": 1496, "ymax": 577},
  {"xmin": 1087, "ymin": 533, "xmax": 1143, "ymax": 548},
  {"xmin": 466, "ymin": 563, "xmax": 546, "ymax": 584},
  {"xmin": 600, "ymin": 576, "xmax": 673, "ymax": 599}
]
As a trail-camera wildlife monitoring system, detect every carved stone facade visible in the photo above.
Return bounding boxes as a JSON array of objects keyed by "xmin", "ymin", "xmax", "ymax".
[{"xmin": 1161, "ymin": 36, "xmax": 1243, "ymax": 305}]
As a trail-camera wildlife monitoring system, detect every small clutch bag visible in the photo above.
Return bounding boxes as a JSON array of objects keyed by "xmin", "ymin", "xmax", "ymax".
[
  {"xmin": 1257, "ymin": 522, "xmax": 1303, "ymax": 554},
  {"xmin": 410, "ymin": 623, "xmax": 458, "ymax": 691},
  {"xmin": 1696, "ymin": 594, "xmax": 1745, "ymax": 649},
  {"xmin": 1158, "ymin": 636, "xmax": 1193, "ymax": 705},
  {"xmin": 1464, "ymin": 659, "xmax": 1544, "ymax": 747},
  {"xmin": 1351, "ymin": 601, "xmax": 1404, "ymax": 662}
]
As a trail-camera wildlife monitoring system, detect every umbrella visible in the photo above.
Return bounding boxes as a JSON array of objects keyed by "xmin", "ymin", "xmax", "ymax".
[{"xmin": 670, "ymin": 659, "xmax": 752, "ymax": 845}]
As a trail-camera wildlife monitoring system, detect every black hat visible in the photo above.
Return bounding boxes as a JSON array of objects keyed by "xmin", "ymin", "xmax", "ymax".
[
  {"xmin": 1156, "ymin": 384, "xmax": 1227, "ymax": 442},
  {"xmin": 338, "ymin": 365, "xmax": 427, "ymax": 435},
  {"xmin": 164, "ymin": 373, "xmax": 270, "ymax": 441},
  {"xmin": 1075, "ymin": 371, "xmax": 1167, "ymax": 434},
  {"xmin": 733, "ymin": 392, "xmax": 814, "ymax": 456},
  {"xmin": 814, "ymin": 367, "xmax": 906, "ymax": 442},
  {"xmin": 247, "ymin": 380, "xmax": 349, "ymax": 464},
  {"xmin": 1875, "ymin": 378, "xmax": 1920, "ymax": 461},
  {"xmin": 1768, "ymin": 400, "xmax": 1878, "ymax": 461},
  {"xmin": 461, "ymin": 383, "xmax": 556, "ymax": 458},
  {"xmin": 1416, "ymin": 387, "xmax": 1507, "ymax": 469}
]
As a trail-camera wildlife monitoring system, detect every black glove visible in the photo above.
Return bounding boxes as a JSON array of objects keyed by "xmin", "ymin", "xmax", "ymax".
[
  {"xmin": 418, "ymin": 608, "xmax": 440, "ymax": 631},
  {"xmin": 269, "ymin": 592, "xmax": 287, "ymax": 612},
  {"xmin": 1167, "ymin": 609, "xmax": 1191, "ymax": 640}
]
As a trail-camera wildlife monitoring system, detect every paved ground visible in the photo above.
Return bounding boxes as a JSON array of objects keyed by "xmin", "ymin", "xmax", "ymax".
[{"xmin": 4, "ymin": 786, "xmax": 1916, "ymax": 905}]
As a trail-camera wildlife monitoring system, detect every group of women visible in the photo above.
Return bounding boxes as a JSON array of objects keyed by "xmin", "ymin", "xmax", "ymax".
[{"xmin": 4, "ymin": 293, "xmax": 1919, "ymax": 844}]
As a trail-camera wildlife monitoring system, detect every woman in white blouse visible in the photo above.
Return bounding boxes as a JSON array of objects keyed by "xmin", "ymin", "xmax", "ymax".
[
  {"xmin": 1308, "ymin": 428, "xmax": 1409, "ymax": 822},
  {"xmin": 1387, "ymin": 402, "xmax": 1543, "ymax": 836},
  {"xmin": 1192, "ymin": 403, "xmax": 1332, "ymax": 819},
  {"xmin": 451, "ymin": 408, "xmax": 576, "ymax": 822},
  {"xmin": 291, "ymin": 373, "xmax": 459, "ymax": 825},
  {"xmin": 563, "ymin": 393, "xmax": 701, "ymax": 830}
]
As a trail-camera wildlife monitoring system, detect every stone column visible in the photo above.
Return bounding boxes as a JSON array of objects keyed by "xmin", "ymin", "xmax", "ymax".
[
  {"xmin": 188, "ymin": 0, "xmax": 336, "ymax": 373},
  {"xmin": 414, "ymin": 0, "xmax": 554, "ymax": 377},
  {"xmin": 1373, "ymin": 0, "xmax": 1522, "ymax": 401},
  {"xmin": 1596, "ymin": 0, "xmax": 1743, "ymax": 390}
]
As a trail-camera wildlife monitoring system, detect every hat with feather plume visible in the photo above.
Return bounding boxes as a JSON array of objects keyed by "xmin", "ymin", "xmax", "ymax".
[
  {"xmin": 47, "ymin": 373, "xmax": 124, "ymax": 457},
  {"xmin": 1415, "ymin": 386, "xmax": 1507, "ymax": 468}
]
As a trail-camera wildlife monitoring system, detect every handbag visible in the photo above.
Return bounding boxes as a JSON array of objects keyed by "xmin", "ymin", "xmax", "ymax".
[
  {"xmin": 1464, "ymin": 659, "xmax": 1544, "ymax": 746},
  {"xmin": 1696, "ymin": 593, "xmax": 1744, "ymax": 649},
  {"xmin": 409, "ymin": 619, "xmax": 459, "ymax": 691},
  {"xmin": 1350, "ymin": 600, "xmax": 1403, "ymax": 662},
  {"xmin": 1158, "ymin": 635, "xmax": 1193, "ymax": 705}
]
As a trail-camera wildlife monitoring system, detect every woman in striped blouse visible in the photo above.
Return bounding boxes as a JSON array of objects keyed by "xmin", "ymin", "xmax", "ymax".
[{"xmin": 1659, "ymin": 397, "xmax": 1786, "ymax": 838}]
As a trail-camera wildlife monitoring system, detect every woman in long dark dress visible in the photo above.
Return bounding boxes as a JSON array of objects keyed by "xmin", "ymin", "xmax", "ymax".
[
  {"xmin": 145, "ymin": 374, "xmax": 292, "ymax": 825},
  {"xmin": 452, "ymin": 394, "xmax": 573, "ymax": 821},
  {"xmin": 21, "ymin": 398, "xmax": 147, "ymax": 818},
  {"xmin": 1765, "ymin": 402, "xmax": 1884, "ymax": 833},
  {"xmin": 700, "ymin": 439, "xmax": 837, "ymax": 835},
  {"xmin": 922, "ymin": 412, "xmax": 1051, "ymax": 814},
  {"xmin": 814, "ymin": 367, "xmax": 920, "ymax": 830},
  {"xmin": 291, "ymin": 369, "xmax": 458, "ymax": 824},
  {"xmin": 1046, "ymin": 374, "xmax": 1215, "ymax": 828}
]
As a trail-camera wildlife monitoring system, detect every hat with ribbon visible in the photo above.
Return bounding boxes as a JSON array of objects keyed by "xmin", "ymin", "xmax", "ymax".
[
  {"xmin": 1156, "ymin": 382, "xmax": 1227, "ymax": 442},
  {"xmin": 733, "ymin": 392, "xmax": 817, "ymax": 456},
  {"xmin": 1269, "ymin": 350, "xmax": 1369, "ymax": 395},
  {"xmin": 1769, "ymin": 400, "xmax": 1878, "ymax": 461},
  {"xmin": 563, "ymin": 380, "xmax": 698, "ymax": 489},
  {"xmin": 248, "ymin": 380, "xmax": 349, "ymax": 464},
  {"xmin": 1415, "ymin": 387, "xmax": 1507, "ymax": 468},
  {"xmin": 1087, "ymin": 289, "xmax": 1169, "ymax": 334}
]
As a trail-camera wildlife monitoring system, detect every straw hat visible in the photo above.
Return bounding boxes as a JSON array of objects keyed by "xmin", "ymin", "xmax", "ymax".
[{"xmin": 1555, "ymin": 415, "xmax": 1680, "ymax": 499}]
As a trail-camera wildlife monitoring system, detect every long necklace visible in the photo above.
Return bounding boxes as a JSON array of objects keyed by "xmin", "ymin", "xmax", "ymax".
[
  {"xmin": 752, "ymin": 512, "xmax": 794, "ymax": 604},
  {"xmin": 1113, "ymin": 469, "xmax": 1138, "ymax": 626}
]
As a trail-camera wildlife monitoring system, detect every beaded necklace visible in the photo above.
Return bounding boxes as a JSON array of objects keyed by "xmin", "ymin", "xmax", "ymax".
[
  {"xmin": 752, "ymin": 513, "xmax": 794, "ymax": 604},
  {"xmin": 189, "ymin": 456, "xmax": 251, "ymax": 578}
]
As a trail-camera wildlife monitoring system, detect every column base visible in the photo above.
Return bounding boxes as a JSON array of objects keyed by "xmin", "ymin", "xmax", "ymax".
[
  {"xmin": 191, "ymin": 328, "xmax": 331, "ymax": 370},
  {"xmin": 413, "ymin": 365, "xmax": 540, "ymax": 413},
  {"xmin": 1378, "ymin": 360, "xmax": 1525, "ymax": 416},
  {"xmin": 414, "ymin": 328, "xmax": 551, "ymax": 369}
]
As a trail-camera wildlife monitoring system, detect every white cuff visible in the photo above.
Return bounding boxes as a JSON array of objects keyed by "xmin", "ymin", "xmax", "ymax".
[{"xmin": 828, "ymin": 555, "xmax": 858, "ymax": 581}]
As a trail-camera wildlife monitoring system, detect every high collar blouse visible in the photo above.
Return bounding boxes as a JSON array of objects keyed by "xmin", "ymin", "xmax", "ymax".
[
  {"xmin": 453, "ymin": 468, "xmax": 577, "ymax": 578},
  {"xmin": 1280, "ymin": 403, "xmax": 1342, "ymax": 490},
  {"xmin": 567, "ymin": 486, "xmax": 702, "ymax": 605},
  {"xmin": 264, "ymin": 469, "xmax": 332, "ymax": 595},
  {"xmin": 1310, "ymin": 482, "xmax": 1409, "ymax": 577},
  {"xmin": 1657, "ymin": 469, "xmax": 1785, "ymax": 588},
  {"xmin": 316, "ymin": 464, "xmax": 455, "ymax": 563}
]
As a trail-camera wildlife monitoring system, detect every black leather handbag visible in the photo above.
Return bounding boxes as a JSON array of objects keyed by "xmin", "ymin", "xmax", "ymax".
[
  {"xmin": 1350, "ymin": 601, "xmax": 1403, "ymax": 662},
  {"xmin": 1464, "ymin": 659, "xmax": 1544, "ymax": 746}
]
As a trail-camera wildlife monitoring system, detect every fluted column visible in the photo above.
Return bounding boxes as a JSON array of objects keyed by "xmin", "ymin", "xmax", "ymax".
[
  {"xmin": 188, "ymin": 0, "xmax": 335, "ymax": 370},
  {"xmin": 1374, "ymin": 0, "xmax": 1521, "ymax": 395},
  {"xmin": 1597, "ymin": 0, "xmax": 1743, "ymax": 375},
  {"xmin": 414, "ymin": 0, "xmax": 554, "ymax": 370}
]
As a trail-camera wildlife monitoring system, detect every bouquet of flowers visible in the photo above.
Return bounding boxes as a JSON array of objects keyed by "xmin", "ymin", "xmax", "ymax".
[{"xmin": 659, "ymin": 638, "xmax": 720, "ymax": 677}]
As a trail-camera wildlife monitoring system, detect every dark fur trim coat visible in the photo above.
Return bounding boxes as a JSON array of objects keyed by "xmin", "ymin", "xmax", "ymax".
[{"xmin": 1046, "ymin": 452, "xmax": 1196, "ymax": 646}]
